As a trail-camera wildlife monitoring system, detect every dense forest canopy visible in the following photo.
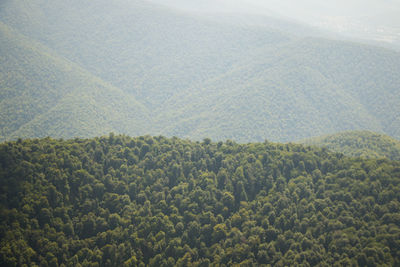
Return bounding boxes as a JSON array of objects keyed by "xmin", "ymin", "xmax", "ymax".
[{"xmin": 1, "ymin": 135, "xmax": 399, "ymax": 266}]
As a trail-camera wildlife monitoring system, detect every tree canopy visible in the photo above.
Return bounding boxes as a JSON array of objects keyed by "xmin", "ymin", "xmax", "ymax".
[
  {"xmin": 0, "ymin": 134, "xmax": 399, "ymax": 266},
  {"xmin": 301, "ymin": 130, "xmax": 400, "ymax": 161}
]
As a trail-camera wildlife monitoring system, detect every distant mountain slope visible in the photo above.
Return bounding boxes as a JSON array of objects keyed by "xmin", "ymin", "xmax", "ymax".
[
  {"xmin": 0, "ymin": 22, "xmax": 150, "ymax": 141},
  {"xmin": 0, "ymin": 0, "xmax": 290, "ymax": 109},
  {"xmin": 155, "ymin": 38, "xmax": 400, "ymax": 141},
  {"xmin": 0, "ymin": 0, "xmax": 399, "ymax": 142},
  {"xmin": 301, "ymin": 131, "xmax": 400, "ymax": 161}
]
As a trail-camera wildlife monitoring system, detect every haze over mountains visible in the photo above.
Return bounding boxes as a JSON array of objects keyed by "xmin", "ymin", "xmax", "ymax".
[
  {"xmin": 152, "ymin": 0, "xmax": 400, "ymax": 49},
  {"xmin": 1, "ymin": 0, "xmax": 399, "ymax": 142}
]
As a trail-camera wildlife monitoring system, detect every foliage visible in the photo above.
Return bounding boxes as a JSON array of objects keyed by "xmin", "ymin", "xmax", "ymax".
[
  {"xmin": 1, "ymin": 135, "xmax": 399, "ymax": 266},
  {"xmin": 301, "ymin": 130, "xmax": 400, "ymax": 161}
]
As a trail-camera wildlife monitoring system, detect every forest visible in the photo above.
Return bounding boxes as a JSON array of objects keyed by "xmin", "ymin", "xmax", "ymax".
[
  {"xmin": 301, "ymin": 131, "xmax": 400, "ymax": 161},
  {"xmin": 1, "ymin": 134, "xmax": 399, "ymax": 266}
]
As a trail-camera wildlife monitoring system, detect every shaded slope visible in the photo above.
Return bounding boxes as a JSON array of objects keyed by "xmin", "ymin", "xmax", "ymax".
[
  {"xmin": 301, "ymin": 130, "xmax": 400, "ymax": 161},
  {"xmin": 0, "ymin": 22, "xmax": 150, "ymax": 141}
]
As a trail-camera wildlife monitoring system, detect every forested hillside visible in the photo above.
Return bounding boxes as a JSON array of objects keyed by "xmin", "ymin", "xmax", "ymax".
[
  {"xmin": 0, "ymin": 0, "xmax": 400, "ymax": 142},
  {"xmin": 301, "ymin": 131, "xmax": 400, "ymax": 161},
  {"xmin": 1, "ymin": 135, "xmax": 399, "ymax": 266},
  {"xmin": 0, "ymin": 22, "xmax": 150, "ymax": 141}
]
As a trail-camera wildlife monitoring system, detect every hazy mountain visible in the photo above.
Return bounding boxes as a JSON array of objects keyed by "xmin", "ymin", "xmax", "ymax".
[
  {"xmin": 0, "ymin": 0, "xmax": 399, "ymax": 142},
  {"xmin": 155, "ymin": 38, "xmax": 400, "ymax": 141},
  {"xmin": 0, "ymin": 22, "xmax": 150, "ymax": 140},
  {"xmin": 149, "ymin": 0, "xmax": 400, "ymax": 50},
  {"xmin": 301, "ymin": 130, "xmax": 400, "ymax": 161}
]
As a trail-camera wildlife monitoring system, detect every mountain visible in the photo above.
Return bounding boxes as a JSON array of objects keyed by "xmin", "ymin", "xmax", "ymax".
[
  {"xmin": 1, "ymin": 135, "xmax": 399, "ymax": 265},
  {"xmin": 155, "ymin": 38, "xmax": 400, "ymax": 142},
  {"xmin": 301, "ymin": 131, "xmax": 400, "ymax": 161},
  {"xmin": 0, "ymin": 0, "xmax": 400, "ymax": 142},
  {"xmin": 0, "ymin": 22, "xmax": 150, "ymax": 141}
]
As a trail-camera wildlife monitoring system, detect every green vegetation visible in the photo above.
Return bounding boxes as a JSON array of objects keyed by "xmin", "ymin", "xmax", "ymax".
[
  {"xmin": 301, "ymin": 131, "xmax": 400, "ymax": 161},
  {"xmin": 0, "ymin": 0, "xmax": 400, "ymax": 142},
  {"xmin": 1, "ymin": 135, "xmax": 399, "ymax": 266},
  {"xmin": 0, "ymin": 22, "xmax": 150, "ymax": 141}
]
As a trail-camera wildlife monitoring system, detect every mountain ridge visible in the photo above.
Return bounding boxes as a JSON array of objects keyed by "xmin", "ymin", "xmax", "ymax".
[
  {"xmin": 0, "ymin": 0, "xmax": 399, "ymax": 142},
  {"xmin": 0, "ymin": 21, "xmax": 151, "ymax": 141}
]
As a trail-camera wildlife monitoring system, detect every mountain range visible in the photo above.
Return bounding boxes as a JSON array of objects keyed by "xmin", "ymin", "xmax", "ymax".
[{"xmin": 1, "ymin": 0, "xmax": 399, "ymax": 142}]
